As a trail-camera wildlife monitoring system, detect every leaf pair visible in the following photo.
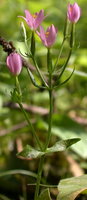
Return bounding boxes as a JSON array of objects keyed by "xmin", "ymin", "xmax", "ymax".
[{"xmin": 17, "ymin": 138, "xmax": 80, "ymax": 160}]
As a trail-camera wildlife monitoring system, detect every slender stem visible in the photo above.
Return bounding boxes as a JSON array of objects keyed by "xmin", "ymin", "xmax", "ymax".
[
  {"xmin": 32, "ymin": 56, "xmax": 48, "ymax": 88},
  {"xmin": 54, "ymin": 24, "xmax": 75, "ymax": 88},
  {"xmin": 55, "ymin": 49, "xmax": 72, "ymax": 84},
  {"xmin": 70, "ymin": 23, "xmax": 75, "ymax": 48},
  {"xmin": 45, "ymin": 48, "xmax": 53, "ymax": 149},
  {"xmin": 34, "ymin": 50, "xmax": 53, "ymax": 200},
  {"xmin": 47, "ymin": 48, "xmax": 52, "ymax": 73},
  {"xmin": 30, "ymin": 31, "xmax": 48, "ymax": 88},
  {"xmin": 34, "ymin": 155, "xmax": 45, "ymax": 200},
  {"xmin": 15, "ymin": 76, "xmax": 22, "ymax": 95},
  {"xmin": 15, "ymin": 76, "xmax": 42, "ymax": 151},
  {"xmin": 53, "ymin": 16, "xmax": 69, "ymax": 73},
  {"xmin": 18, "ymin": 102, "xmax": 42, "ymax": 151},
  {"xmin": 53, "ymin": 38, "xmax": 65, "ymax": 72},
  {"xmin": 34, "ymin": 88, "xmax": 52, "ymax": 200},
  {"xmin": 44, "ymin": 88, "xmax": 52, "ymax": 150},
  {"xmin": 31, "ymin": 31, "xmax": 35, "ymax": 56}
]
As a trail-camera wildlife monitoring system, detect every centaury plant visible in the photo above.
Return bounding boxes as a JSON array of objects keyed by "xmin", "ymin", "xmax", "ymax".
[{"xmin": 3, "ymin": 2, "xmax": 87, "ymax": 200}]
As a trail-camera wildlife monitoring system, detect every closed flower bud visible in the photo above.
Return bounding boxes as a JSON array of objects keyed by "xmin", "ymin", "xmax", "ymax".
[
  {"xmin": 67, "ymin": 3, "xmax": 81, "ymax": 23},
  {"xmin": 6, "ymin": 53, "xmax": 22, "ymax": 75}
]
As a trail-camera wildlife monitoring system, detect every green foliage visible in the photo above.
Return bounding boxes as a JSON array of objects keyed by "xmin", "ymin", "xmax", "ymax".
[
  {"xmin": 17, "ymin": 138, "xmax": 80, "ymax": 160},
  {"xmin": 57, "ymin": 175, "xmax": 87, "ymax": 200},
  {"xmin": 47, "ymin": 138, "xmax": 80, "ymax": 153},
  {"xmin": 17, "ymin": 145, "xmax": 44, "ymax": 159},
  {"xmin": 37, "ymin": 115, "xmax": 87, "ymax": 158}
]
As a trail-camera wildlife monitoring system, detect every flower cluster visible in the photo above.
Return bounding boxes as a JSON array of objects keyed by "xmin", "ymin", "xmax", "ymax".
[{"xmin": 6, "ymin": 2, "xmax": 81, "ymax": 76}]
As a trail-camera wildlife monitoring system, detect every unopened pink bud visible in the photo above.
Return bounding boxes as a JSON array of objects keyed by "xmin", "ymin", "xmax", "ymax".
[
  {"xmin": 6, "ymin": 53, "xmax": 22, "ymax": 75},
  {"xmin": 36, "ymin": 24, "xmax": 58, "ymax": 48},
  {"xmin": 67, "ymin": 3, "xmax": 81, "ymax": 23}
]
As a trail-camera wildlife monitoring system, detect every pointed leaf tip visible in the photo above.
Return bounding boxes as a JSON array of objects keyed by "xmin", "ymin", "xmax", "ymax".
[{"xmin": 46, "ymin": 138, "xmax": 81, "ymax": 154}]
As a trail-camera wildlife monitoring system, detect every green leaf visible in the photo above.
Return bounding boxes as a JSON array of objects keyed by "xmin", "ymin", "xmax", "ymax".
[
  {"xmin": 66, "ymin": 68, "xmax": 87, "ymax": 78},
  {"xmin": 46, "ymin": 138, "xmax": 80, "ymax": 154},
  {"xmin": 52, "ymin": 126, "xmax": 87, "ymax": 159},
  {"xmin": 59, "ymin": 66, "xmax": 75, "ymax": 86},
  {"xmin": 27, "ymin": 68, "xmax": 44, "ymax": 89},
  {"xmin": 57, "ymin": 175, "xmax": 87, "ymax": 200},
  {"xmin": 38, "ymin": 189, "xmax": 52, "ymax": 200},
  {"xmin": 37, "ymin": 115, "xmax": 87, "ymax": 158},
  {"xmin": 0, "ymin": 169, "xmax": 37, "ymax": 178},
  {"xmin": 17, "ymin": 138, "xmax": 80, "ymax": 160},
  {"xmin": 17, "ymin": 145, "xmax": 44, "ymax": 160}
]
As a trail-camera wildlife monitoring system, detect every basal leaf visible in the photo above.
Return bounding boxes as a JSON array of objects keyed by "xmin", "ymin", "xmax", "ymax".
[
  {"xmin": 38, "ymin": 189, "xmax": 52, "ymax": 200},
  {"xmin": 17, "ymin": 145, "xmax": 44, "ymax": 160},
  {"xmin": 57, "ymin": 175, "xmax": 87, "ymax": 200}
]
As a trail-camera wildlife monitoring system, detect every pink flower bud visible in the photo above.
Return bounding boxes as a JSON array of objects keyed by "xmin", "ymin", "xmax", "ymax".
[
  {"xmin": 36, "ymin": 24, "xmax": 58, "ymax": 48},
  {"xmin": 19, "ymin": 9, "xmax": 45, "ymax": 30},
  {"xmin": 67, "ymin": 3, "xmax": 81, "ymax": 23},
  {"xmin": 6, "ymin": 53, "xmax": 22, "ymax": 75}
]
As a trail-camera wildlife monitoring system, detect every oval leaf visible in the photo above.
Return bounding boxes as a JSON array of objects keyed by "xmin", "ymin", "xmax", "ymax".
[{"xmin": 57, "ymin": 175, "xmax": 87, "ymax": 200}]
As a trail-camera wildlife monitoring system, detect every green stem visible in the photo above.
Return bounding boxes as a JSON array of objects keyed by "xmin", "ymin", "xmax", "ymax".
[
  {"xmin": 31, "ymin": 31, "xmax": 35, "ymax": 56},
  {"xmin": 32, "ymin": 56, "xmax": 48, "ymax": 88},
  {"xmin": 15, "ymin": 76, "xmax": 42, "ymax": 151},
  {"xmin": 18, "ymin": 102, "xmax": 42, "ymax": 151},
  {"xmin": 34, "ymin": 155, "xmax": 45, "ymax": 200},
  {"xmin": 47, "ymin": 48, "xmax": 52, "ymax": 73},
  {"xmin": 15, "ymin": 76, "xmax": 21, "ymax": 95},
  {"xmin": 30, "ymin": 31, "xmax": 48, "ymax": 88},
  {"xmin": 45, "ymin": 49, "xmax": 53, "ymax": 149},
  {"xmin": 70, "ymin": 23, "xmax": 75, "ymax": 48},
  {"xmin": 34, "ymin": 50, "xmax": 53, "ymax": 200},
  {"xmin": 53, "ymin": 38, "xmax": 65, "ymax": 72},
  {"xmin": 44, "ymin": 88, "xmax": 52, "ymax": 150},
  {"xmin": 53, "ymin": 16, "xmax": 69, "ymax": 73},
  {"xmin": 56, "ymin": 49, "xmax": 72, "ymax": 82},
  {"xmin": 34, "ymin": 88, "xmax": 52, "ymax": 200},
  {"xmin": 54, "ymin": 24, "xmax": 75, "ymax": 88}
]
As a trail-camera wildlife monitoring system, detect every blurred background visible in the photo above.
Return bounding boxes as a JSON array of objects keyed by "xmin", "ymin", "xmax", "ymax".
[{"xmin": 0, "ymin": 0, "xmax": 87, "ymax": 199}]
